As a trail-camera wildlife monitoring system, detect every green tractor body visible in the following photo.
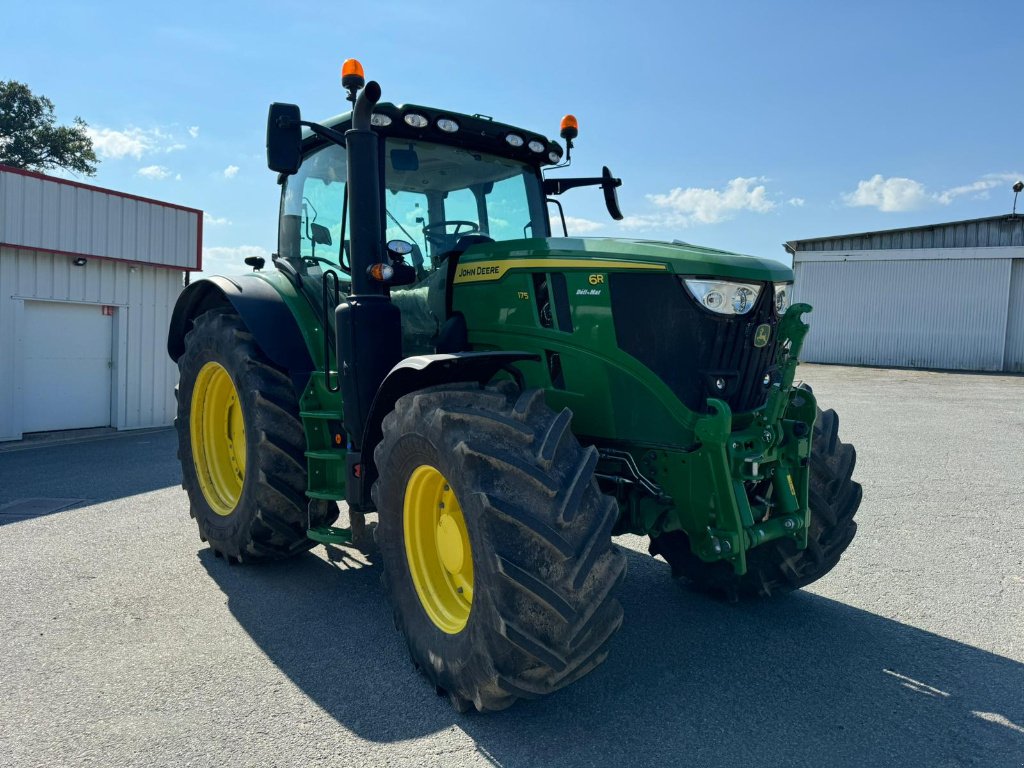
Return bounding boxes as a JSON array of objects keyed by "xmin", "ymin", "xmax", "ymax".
[{"xmin": 168, "ymin": 71, "xmax": 860, "ymax": 711}]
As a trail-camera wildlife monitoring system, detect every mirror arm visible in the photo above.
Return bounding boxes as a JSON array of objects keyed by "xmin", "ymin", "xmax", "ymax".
[
  {"xmin": 543, "ymin": 176, "xmax": 605, "ymax": 195},
  {"xmin": 543, "ymin": 175, "xmax": 621, "ymax": 195},
  {"xmin": 297, "ymin": 120, "xmax": 347, "ymax": 148}
]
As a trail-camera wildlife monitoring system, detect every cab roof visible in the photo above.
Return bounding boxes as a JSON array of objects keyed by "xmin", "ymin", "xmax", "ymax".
[{"xmin": 302, "ymin": 102, "xmax": 564, "ymax": 168}]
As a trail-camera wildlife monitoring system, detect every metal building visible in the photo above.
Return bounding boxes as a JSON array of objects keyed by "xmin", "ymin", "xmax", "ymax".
[
  {"xmin": 785, "ymin": 215, "xmax": 1024, "ymax": 372},
  {"xmin": 0, "ymin": 166, "xmax": 202, "ymax": 441}
]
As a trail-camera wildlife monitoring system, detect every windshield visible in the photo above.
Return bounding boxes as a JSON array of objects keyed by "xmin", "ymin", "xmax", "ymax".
[
  {"xmin": 279, "ymin": 143, "xmax": 349, "ymax": 266},
  {"xmin": 278, "ymin": 139, "xmax": 547, "ymax": 272},
  {"xmin": 383, "ymin": 138, "xmax": 547, "ymax": 271}
]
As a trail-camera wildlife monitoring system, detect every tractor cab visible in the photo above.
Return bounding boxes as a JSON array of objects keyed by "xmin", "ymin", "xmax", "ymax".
[
  {"xmin": 268, "ymin": 86, "xmax": 622, "ymax": 358},
  {"xmin": 277, "ymin": 126, "xmax": 553, "ymax": 276},
  {"xmin": 275, "ymin": 126, "xmax": 554, "ymax": 354}
]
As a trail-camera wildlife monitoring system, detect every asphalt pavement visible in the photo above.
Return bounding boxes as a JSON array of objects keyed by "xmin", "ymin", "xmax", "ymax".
[{"xmin": 1, "ymin": 364, "xmax": 1021, "ymax": 767}]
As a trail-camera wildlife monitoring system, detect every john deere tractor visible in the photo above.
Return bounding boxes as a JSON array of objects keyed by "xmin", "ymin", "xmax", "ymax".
[{"xmin": 167, "ymin": 60, "xmax": 861, "ymax": 712}]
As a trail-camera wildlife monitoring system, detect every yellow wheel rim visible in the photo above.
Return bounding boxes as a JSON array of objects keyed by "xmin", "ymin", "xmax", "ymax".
[
  {"xmin": 404, "ymin": 465, "xmax": 474, "ymax": 634},
  {"xmin": 190, "ymin": 361, "xmax": 247, "ymax": 516}
]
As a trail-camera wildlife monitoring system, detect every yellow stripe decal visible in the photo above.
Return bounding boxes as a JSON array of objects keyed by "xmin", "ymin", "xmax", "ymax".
[{"xmin": 453, "ymin": 258, "xmax": 668, "ymax": 284}]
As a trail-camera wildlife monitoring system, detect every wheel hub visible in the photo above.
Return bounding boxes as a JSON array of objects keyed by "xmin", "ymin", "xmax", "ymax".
[
  {"xmin": 190, "ymin": 361, "xmax": 246, "ymax": 516},
  {"xmin": 436, "ymin": 514, "xmax": 465, "ymax": 574},
  {"xmin": 404, "ymin": 465, "xmax": 473, "ymax": 634}
]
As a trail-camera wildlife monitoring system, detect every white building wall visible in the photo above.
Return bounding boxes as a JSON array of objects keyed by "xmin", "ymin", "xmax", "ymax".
[
  {"xmin": 0, "ymin": 246, "xmax": 182, "ymax": 440},
  {"xmin": 1005, "ymin": 259, "xmax": 1024, "ymax": 372},
  {"xmin": 0, "ymin": 167, "xmax": 200, "ymax": 270},
  {"xmin": 793, "ymin": 246, "xmax": 1022, "ymax": 371}
]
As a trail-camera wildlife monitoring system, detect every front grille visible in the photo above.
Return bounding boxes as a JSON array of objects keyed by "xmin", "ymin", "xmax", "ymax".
[{"xmin": 609, "ymin": 273, "xmax": 779, "ymax": 413}]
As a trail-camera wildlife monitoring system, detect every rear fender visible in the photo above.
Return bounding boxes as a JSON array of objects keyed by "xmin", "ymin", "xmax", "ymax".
[{"xmin": 167, "ymin": 275, "xmax": 314, "ymax": 393}]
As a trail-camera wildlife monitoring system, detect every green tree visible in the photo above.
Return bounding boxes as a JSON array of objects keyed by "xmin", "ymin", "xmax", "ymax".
[{"xmin": 0, "ymin": 81, "xmax": 98, "ymax": 176}]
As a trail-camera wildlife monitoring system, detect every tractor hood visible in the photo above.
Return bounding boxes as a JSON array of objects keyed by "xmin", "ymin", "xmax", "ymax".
[{"xmin": 456, "ymin": 237, "xmax": 792, "ymax": 284}]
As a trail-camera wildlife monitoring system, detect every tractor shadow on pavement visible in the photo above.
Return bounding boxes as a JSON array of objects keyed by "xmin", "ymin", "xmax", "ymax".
[{"xmin": 204, "ymin": 542, "xmax": 1024, "ymax": 768}]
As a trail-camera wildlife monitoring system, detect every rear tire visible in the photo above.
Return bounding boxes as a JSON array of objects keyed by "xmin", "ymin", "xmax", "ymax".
[
  {"xmin": 372, "ymin": 382, "xmax": 626, "ymax": 711},
  {"xmin": 649, "ymin": 405, "xmax": 861, "ymax": 599},
  {"xmin": 175, "ymin": 307, "xmax": 337, "ymax": 562}
]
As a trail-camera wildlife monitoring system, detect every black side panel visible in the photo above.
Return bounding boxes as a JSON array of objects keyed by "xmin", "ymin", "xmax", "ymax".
[
  {"xmin": 167, "ymin": 275, "xmax": 315, "ymax": 388},
  {"xmin": 609, "ymin": 274, "xmax": 779, "ymax": 414},
  {"xmin": 551, "ymin": 272, "xmax": 573, "ymax": 332},
  {"xmin": 336, "ymin": 296, "xmax": 404, "ymax": 444}
]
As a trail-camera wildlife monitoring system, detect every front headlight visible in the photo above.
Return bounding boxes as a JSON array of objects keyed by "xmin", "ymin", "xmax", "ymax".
[
  {"xmin": 682, "ymin": 278, "xmax": 762, "ymax": 315},
  {"xmin": 773, "ymin": 282, "xmax": 792, "ymax": 314}
]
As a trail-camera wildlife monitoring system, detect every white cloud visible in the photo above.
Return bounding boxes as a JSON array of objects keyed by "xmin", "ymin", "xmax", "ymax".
[
  {"xmin": 200, "ymin": 245, "xmax": 269, "ymax": 276},
  {"xmin": 647, "ymin": 177, "xmax": 776, "ymax": 225},
  {"xmin": 844, "ymin": 172, "xmax": 1024, "ymax": 212},
  {"xmin": 86, "ymin": 126, "xmax": 188, "ymax": 160},
  {"xmin": 203, "ymin": 213, "xmax": 231, "ymax": 225},
  {"xmin": 137, "ymin": 165, "xmax": 171, "ymax": 180},
  {"xmin": 788, "ymin": 197, "xmax": 806, "ymax": 207},
  {"xmin": 843, "ymin": 174, "xmax": 929, "ymax": 212},
  {"xmin": 617, "ymin": 214, "xmax": 669, "ymax": 231},
  {"xmin": 188, "ymin": 126, "xmax": 200, "ymax": 139},
  {"xmin": 563, "ymin": 216, "xmax": 605, "ymax": 234},
  {"xmin": 223, "ymin": 165, "xmax": 239, "ymax": 179},
  {"xmin": 935, "ymin": 173, "xmax": 1022, "ymax": 205},
  {"xmin": 88, "ymin": 127, "xmax": 151, "ymax": 160}
]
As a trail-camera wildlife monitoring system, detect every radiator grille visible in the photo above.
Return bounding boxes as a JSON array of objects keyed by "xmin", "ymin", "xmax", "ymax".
[{"xmin": 610, "ymin": 273, "xmax": 780, "ymax": 413}]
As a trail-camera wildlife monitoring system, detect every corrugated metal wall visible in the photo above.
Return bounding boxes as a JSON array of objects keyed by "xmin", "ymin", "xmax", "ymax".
[
  {"xmin": 792, "ymin": 215, "xmax": 1024, "ymax": 252},
  {"xmin": 794, "ymin": 255, "xmax": 1017, "ymax": 371},
  {"xmin": 0, "ymin": 246, "xmax": 182, "ymax": 440},
  {"xmin": 0, "ymin": 167, "xmax": 200, "ymax": 270},
  {"xmin": 1005, "ymin": 260, "xmax": 1024, "ymax": 372}
]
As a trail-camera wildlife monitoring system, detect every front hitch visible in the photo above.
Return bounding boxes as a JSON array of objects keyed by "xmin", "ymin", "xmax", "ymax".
[{"xmin": 688, "ymin": 303, "xmax": 817, "ymax": 574}]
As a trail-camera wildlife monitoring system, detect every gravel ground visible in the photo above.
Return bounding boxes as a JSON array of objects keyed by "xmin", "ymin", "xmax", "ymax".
[{"xmin": 0, "ymin": 364, "xmax": 1021, "ymax": 768}]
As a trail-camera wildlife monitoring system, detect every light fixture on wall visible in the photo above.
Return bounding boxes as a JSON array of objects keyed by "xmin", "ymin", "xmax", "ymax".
[{"xmin": 72, "ymin": 257, "xmax": 87, "ymax": 267}]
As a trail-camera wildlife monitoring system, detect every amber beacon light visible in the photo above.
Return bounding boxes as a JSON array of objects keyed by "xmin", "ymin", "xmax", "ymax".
[
  {"xmin": 559, "ymin": 114, "xmax": 579, "ymax": 140},
  {"xmin": 341, "ymin": 59, "xmax": 365, "ymax": 88}
]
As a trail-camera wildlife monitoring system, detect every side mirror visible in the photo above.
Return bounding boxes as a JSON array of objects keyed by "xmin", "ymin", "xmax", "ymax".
[
  {"xmin": 244, "ymin": 256, "xmax": 266, "ymax": 271},
  {"xmin": 267, "ymin": 103, "xmax": 302, "ymax": 174},
  {"xmin": 601, "ymin": 166, "xmax": 623, "ymax": 221},
  {"xmin": 390, "ymin": 147, "xmax": 419, "ymax": 172},
  {"xmin": 386, "ymin": 239, "xmax": 413, "ymax": 259},
  {"xmin": 311, "ymin": 222, "xmax": 333, "ymax": 246}
]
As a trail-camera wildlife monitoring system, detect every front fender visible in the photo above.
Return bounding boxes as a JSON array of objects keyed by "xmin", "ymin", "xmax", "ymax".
[
  {"xmin": 167, "ymin": 274, "xmax": 314, "ymax": 388},
  {"xmin": 348, "ymin": 351, "xmax": 539, "ymax": 511}
]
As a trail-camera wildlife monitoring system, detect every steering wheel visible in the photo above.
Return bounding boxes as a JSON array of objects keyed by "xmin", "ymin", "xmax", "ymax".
[{"xmin": 421, "ymin": 220, "xmax": 481, "ymax": 252}]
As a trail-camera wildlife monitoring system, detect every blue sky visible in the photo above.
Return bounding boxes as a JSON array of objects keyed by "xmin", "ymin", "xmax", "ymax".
[{"xmin": 4, "ymin": 1, "xmax": 1021, "ymax": 275}]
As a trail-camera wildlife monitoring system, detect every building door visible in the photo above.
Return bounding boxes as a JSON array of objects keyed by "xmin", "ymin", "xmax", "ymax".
[{"xmin": 22, "ymin": 301, "xmax": 113, "ymax": 432}]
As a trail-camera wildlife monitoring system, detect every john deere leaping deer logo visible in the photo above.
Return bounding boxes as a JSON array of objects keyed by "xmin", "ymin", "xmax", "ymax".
[{"xmin": 754, "ymin": 324, "xmax": 771, "ymax": 348}]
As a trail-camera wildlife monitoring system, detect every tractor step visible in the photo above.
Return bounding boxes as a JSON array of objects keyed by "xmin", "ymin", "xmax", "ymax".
[
  {"xmin": 306, "ymin": 490, "xmax": 344, "ymax": 501},
  {"xmin": 300, "ymin": 410, "xmax": 341, "ymax": 420},
  {"xmin": 305, "ymin": 449, "xmax": 345, "ymax": 461},
  {"xmin": 306, "ymin": 525, "xmax": 352, "ymax": 545}
]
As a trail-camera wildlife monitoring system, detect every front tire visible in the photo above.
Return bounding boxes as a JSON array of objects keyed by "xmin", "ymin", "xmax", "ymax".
[
  {"xmin": 650, "ymin": 406, "xmax": 861, "ymax": 599},
  {"xmin": 372, "ymin": 383, "xmax": 625, "ymax": 711},
  {"xmin": 175, "ymin": 307, "xmax": 337, "ymax": 562}
]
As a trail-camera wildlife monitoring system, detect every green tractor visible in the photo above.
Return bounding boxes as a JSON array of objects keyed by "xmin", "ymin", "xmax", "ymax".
[{"xmin": 167, "ymin": 60, "xmax": 861, "ymax": 712}]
